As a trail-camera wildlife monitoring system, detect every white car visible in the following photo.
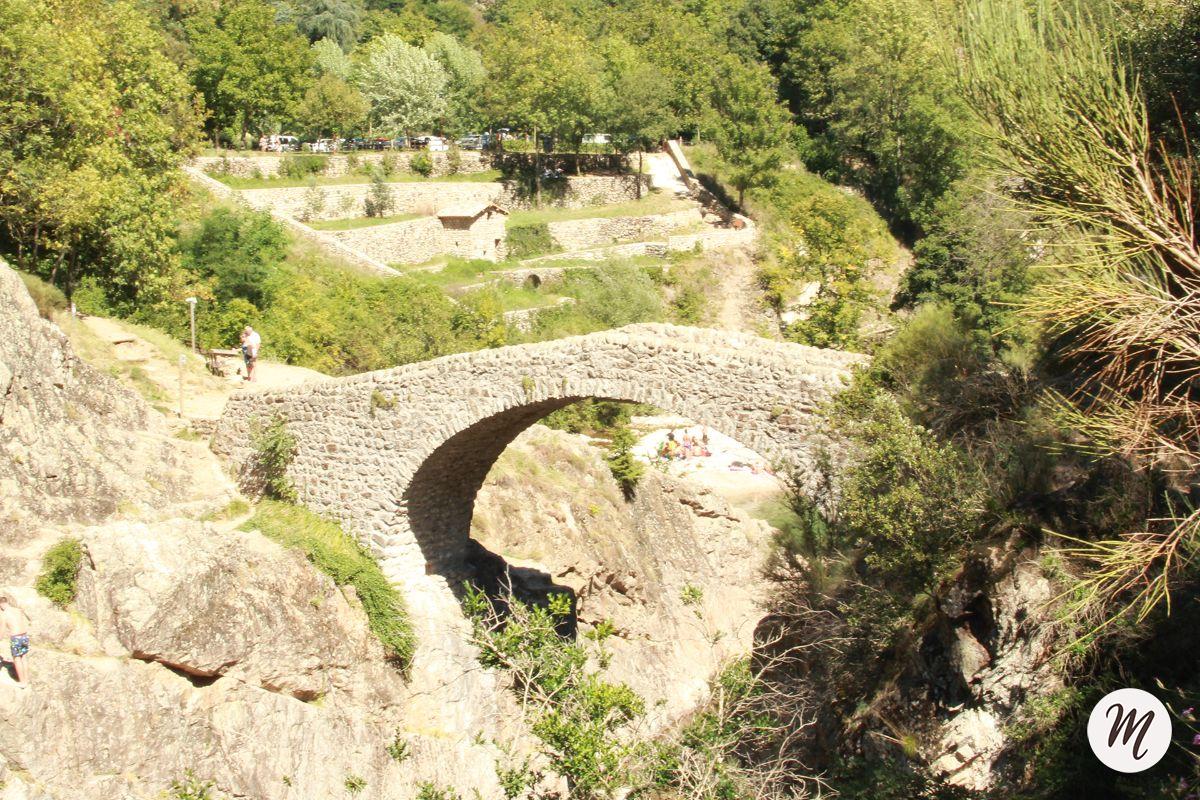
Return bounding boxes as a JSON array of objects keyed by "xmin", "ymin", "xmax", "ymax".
[
  {"xmin": 309, "ymin": 139, "xmax": 337, "ymax": 153},
  {"xmin": 582, "ymin": 133, "xmax": 612, "ymax": 146},
  {"xmin": 425, "ymin": 136, "xmax": 449, "ymax": 152}
]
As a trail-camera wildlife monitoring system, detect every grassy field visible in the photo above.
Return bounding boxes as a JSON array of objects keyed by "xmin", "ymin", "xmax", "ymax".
[
  {"xmin": 213, "ymin": 169, "xmax": 503, "ymax": 190},
  {"xmin": 307, "ymin": 213, "xmax": 424, "ymax": 231},
  {"xmin": 505, "ymin": 192, "xmax": 695, "ymax": 227}
]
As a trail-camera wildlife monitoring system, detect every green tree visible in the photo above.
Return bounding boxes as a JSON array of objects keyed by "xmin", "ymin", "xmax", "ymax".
[
  {"xmin": 355, "ymin": 34, "xmax": 449, "ymax": 135},
  {"xmin": 602, "ymin": 39, "xmax": 674, "ymax": 195},
  {"xmin": 293, "ymin": 0, "xmax": 364, "ymax": 51},
  {"xmin": 423, "ymin": 32, "xmax": 485, "ymax": 135},
  {"xmin": 481, "ymin": 12, "xmax": 607, "ymax": 201},
  {"xmin": 297, "ymin": 74, "xmax": 368, "ymax": 139},
  {"xmin": 311, "ymin": 36, "xmax": 352, "ymax": 79},
  {"xmin": 711, "ymin": 57, "xmax": 792, "ymax": 208},
  {"xmin": 784, "ymin": 0, "xmax": 970, "ymax": 235},
  {"xmin": 0, "ymin": 0, "xmax": 199, "ymax": 305},
  {"xmin": 187, "ymin": 0, "xmax": 314, "ymax": 145},
  {"xmin": 609, "ymin": 0, "xmax": 722, "ymax": 142}
]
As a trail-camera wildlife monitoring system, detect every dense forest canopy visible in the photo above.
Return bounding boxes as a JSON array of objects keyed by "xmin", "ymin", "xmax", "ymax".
[{"xmin": 1, "ymin": 0, "xmax": 1199, "ymax": 795}]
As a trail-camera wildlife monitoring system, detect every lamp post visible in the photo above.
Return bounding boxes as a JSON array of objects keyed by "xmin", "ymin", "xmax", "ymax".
[{"xmin": 185, "ymin": 297, "xmax": 197, "ymax": 353}]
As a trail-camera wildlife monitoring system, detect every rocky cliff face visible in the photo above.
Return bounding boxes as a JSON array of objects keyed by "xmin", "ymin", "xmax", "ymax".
[
  {"xmin": 472, "ymin": 425, "xmax": 774, "ymax": 725},
  {"xmin": 0, "ymin": 262, "xmax": 183, "ymax": 526}
]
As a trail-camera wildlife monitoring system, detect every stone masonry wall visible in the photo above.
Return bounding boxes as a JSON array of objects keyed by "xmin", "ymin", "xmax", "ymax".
[
  {"xmin": 195, "ymin": 151, "xmax": 491, "ymax": 179},
  {"xmin": 241, "ymin": 182, "xmax": 503, "ymax": 222},
  {"xmin": 238, "ymin": 175, "xmax": 651, "ymax": 222},
  {"xmin": 545, "ymin": 207, "xmax": 702, "ymax": 252},
  {"xmin": 212, "ymin": 324, "xmax": 865, "ymax": 583},
  {"xmin": 327, "ymin": 217, "xmax": 446, "ymax": 266}
]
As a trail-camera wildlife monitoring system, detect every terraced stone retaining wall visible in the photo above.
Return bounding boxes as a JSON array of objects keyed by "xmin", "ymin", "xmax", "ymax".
[
  {"xmin": 238, "ymin": 175, "xmax": 649, "ymax": 222},
  {"xmin": 195, "ymin": 151, "xmax": 491, "ymax": 179}
]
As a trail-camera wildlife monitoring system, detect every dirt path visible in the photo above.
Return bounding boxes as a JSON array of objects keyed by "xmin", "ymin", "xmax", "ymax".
[
  {"xmin": 704, "ymin": 246, "xmax": 769, "ymax": 335},
  {"xmin": 79, "ymin": 316, "xmax": 325, "ymax": 422}
]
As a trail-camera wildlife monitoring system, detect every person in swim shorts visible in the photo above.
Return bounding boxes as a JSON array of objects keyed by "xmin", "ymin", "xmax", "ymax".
[{"xmin": 0, "ymin": 593, "xmax": 31, "ymax": 687}]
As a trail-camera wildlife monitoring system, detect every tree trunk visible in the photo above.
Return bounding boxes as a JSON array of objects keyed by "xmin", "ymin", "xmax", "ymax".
[
  {"xmin": 49, "ymin": 250, "xmax": 64, "ymax": 288},
  {"xmin": 637, "ymin": 150, "xmax": 643, "ymax": 199},
  {"xmin": 534, "ymin": 125, "xmax": 542, "ymax": 207}
]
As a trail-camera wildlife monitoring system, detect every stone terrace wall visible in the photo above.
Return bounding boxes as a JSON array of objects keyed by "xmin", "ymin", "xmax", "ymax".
[
  {"xmin": 195, "ymin": 151, "xmax": 491, "ymax": 179},
  {"xmin": 667, "ymin": 226, "xmax": 758, "ymax": 253},
  {"xmin": 541, "ymin": 175, "xmax": 648, "ymax": 208},
  {"xmin": 545, "ymin": 207, "xmax": 701, "ymax": 251},
  {"xmin": 241, "ymin": 183, "xmax": 504, "ymax": 221},
  {"xmin": 327, "ymin": 217, "xmax": 445, "ymax": 266},
  {"xmin": 238, "ymin": 175, "xmax": 651, "ymax": 222}
]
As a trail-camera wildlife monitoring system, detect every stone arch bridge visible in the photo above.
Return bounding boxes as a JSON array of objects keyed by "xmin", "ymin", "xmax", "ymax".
[{"xmin": 213, "ymin": 324, "xmax": 864, "ymax": 583}]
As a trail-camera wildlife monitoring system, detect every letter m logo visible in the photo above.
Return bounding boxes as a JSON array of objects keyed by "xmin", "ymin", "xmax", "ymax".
[{"xmin": 1105, "ymin": 703, "xmax": 1156, "ymax": 760}]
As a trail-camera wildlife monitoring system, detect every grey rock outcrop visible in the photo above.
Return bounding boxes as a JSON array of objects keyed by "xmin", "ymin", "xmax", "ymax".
[
  {"xmin": 0, "ymin": 260, "xmax": 206, "ymax": 529},
  {"xmin": 2, "ymin": 519, "xmax": 509, "ymax": 800},
  {"xmin": 75, "ymin": 520, "xmax": 405, "ymax": 702}
]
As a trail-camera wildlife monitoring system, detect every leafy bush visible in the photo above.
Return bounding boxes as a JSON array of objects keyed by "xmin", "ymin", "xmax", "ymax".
[
  {"xmin": 410, "ymin": 151, "xmax": 434, "ymax": 177},
  {"xmin": 169, "ymin": 771, "xmax": 216, "ymax": 800},
  {"xmin": 250, "ymin": 415, "xmax": 298, "ymax": 502},
  {"xmin": 757, "ymin": 172, "xmax": 895, "ymax": 348},
  {"xmin": 896, "ymin": 177, "xmax": 1034, "ymax": 352},
  {"xmin": 18, "ymin": 270, "xmax": 68, "ymax": 318},
  {"xmin": 415, "ymin": 784, "xmax": 460, "ymax": 800},
  {"xmin": 280, "ymin": 154, "xmax": 326, "ymax": 180},
  {"xmin": 446, "ymin": 144, "xmax": 462, "ymax": 175},
  {"xmin": 832, "ymin": 384, "xmax": 985, "ymax": 600},
  {"xmin": 298, "ymin": 179, "xmax": 326, "ymax": 223},
  {"xmin": 35, "ymin": 537, "xmax": 83, "ymax": 607},
  {"xmin": 464, "ymin": 586, "xmax": 644, "ymax": 798},
  {"xmin": 178, "ymin": 207, "xmax": 287, "ymax": 308},
  {"xmin": 605, "ymin": 426, "xmax": 644, "ymax": 499},
  {"xmin": 241, "ymin": 500, "xmax": 416, "ymax": 667},
  {"xmin": 542, "ymin": 399, "xmax": 653, "ymax": 437},
  {"xmin": 363, "ymin": 171, "xmax": 395, "ymax": 217},
  {"xmin": 386, "ymin": 731, "xmax": 410, "ymax": 762},
  {"xmin": 505, "ymin": 223, "xmax": 556, "ymax": 259}
]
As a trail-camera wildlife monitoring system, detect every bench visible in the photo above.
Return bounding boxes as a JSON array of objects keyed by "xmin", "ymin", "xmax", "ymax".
[{"xmin": 203, "ymin": 348, "xmax": 242, "ymax": 377}]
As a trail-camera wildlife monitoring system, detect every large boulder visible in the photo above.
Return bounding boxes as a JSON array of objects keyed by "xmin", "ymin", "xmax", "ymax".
[{"xmin": 75, "ymin": 519, "xmax": 402, "ymax": 702}]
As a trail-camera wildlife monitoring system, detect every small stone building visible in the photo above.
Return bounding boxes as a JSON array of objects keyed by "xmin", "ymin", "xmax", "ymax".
[{"xmin": 437, "ymin": 202, "xmax": 508, "ymax": 262}]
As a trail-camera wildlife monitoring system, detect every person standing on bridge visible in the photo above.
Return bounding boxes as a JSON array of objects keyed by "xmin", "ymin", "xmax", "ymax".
[{"xmin": 240, "ymin": 325, "xmax": 261, "ymax": 382}]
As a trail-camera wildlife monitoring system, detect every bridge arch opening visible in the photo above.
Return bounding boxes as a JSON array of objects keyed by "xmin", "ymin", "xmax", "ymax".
[{"xmin": 403, "ymin": 394, "xmax": 786, "ymax": 590}]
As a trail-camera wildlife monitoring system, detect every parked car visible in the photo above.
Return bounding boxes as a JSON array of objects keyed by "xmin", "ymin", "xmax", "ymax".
[
  {"xmin": 391, "ymin": 136, "xmax": 410, "ymax": 150},
  {"xmin": 426, "ymin": 136, "xmax": 449, "ymax": 152},
  {"xmin": 309, "ymin": 138, "xmax": 337, "ymax": 153},
  {"xmin": 410, "ymin": 135, "xmax": 429, "ymax": 149},
  {"xmin": 457, "ymin": 134, "xmax": 483, "ymax": 150},
  {"xmin": 263, "ymin": 135, "xmax": 300, "ymax": 152},
  {"xmin": 582, "ymin": 132, "xmax": 612, "ymax": 146},
  {"xmin": 372, "ymin": 137, "xmax": 392, "ymax": 150}
]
